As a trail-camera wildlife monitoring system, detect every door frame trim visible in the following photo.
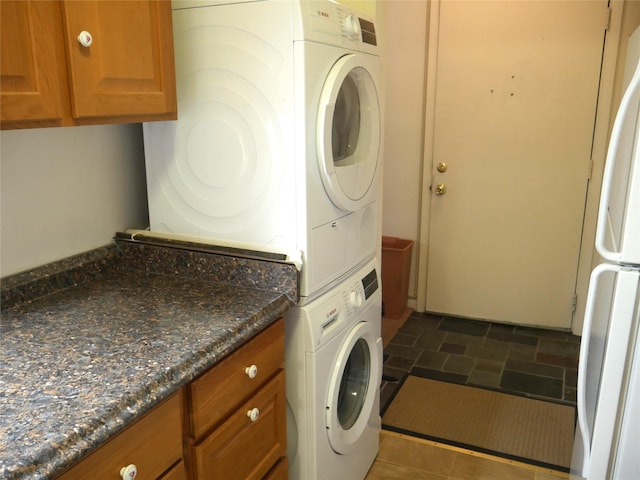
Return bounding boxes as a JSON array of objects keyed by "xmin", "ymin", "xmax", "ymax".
[
  {"xmin": 573, "ymin": 0, "xmax": 625, "ymax": 335},
  {"xmin": 415, "ymin": 0, "xmax": 440, "ymax": 316}
]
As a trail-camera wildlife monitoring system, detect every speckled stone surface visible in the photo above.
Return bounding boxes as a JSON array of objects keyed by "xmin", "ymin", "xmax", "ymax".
[{"xmin": 0, "ymin": 239, "xmax": 298, "ymax": 479}]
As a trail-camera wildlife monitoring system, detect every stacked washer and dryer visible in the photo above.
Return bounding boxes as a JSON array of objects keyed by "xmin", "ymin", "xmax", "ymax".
[{"xmin": 143, "ymin": 1, "xmax": 383, "ymax": 479}]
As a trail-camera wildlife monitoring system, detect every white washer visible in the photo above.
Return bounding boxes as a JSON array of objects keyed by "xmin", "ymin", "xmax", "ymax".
[
  {"xmin": 143, "ymin": 0, "xmax": 381, "ymax": 301},
  {"xmin": 285, "ymin": 257, "xmax": 382, "ymax": 480}
]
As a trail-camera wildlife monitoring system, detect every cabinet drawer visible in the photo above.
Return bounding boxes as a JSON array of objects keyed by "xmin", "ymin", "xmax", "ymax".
[
  {"xmin": 192, "ymin": 371, "xmax": 286, "ymax": 480},
  {"xmin": 188, "ymin": 318, "xmax": 284, "ymax": 439},
  {"xmin": 57, "ymin": 393, "xmax": 182, "ymax": 480},
  {"xmin": 264, "ymin": 458, "xmax": 288, "ymax": 480},
  {"xmin": 159, "ymin": 460, "xmax": 187, "ymax": 480}
]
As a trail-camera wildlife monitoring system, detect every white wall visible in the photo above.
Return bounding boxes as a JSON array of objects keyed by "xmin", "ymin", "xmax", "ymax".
[
  {"xmin": 381, "ymin": 0, "xmax": 428, "ymax": 303},
  {"xmin": 0, "ymin": 124, "xmax": 149, "ymax": 277},
  {"xmin": 339, "ymin": 0, "xmax": 375, "ymax": 17}
]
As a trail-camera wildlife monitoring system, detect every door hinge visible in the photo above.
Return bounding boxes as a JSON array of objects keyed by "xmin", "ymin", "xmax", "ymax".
[
  {"xmin": 571, "ymin": 293, "xmax": 578, "ymax": 313},
  {"xmin": 604, "ymin": 7, "xmax": 611, "ymax": 31},
  {"xmin": 587, "ymin": 159, "xmax": 594, "ymax": 179}
]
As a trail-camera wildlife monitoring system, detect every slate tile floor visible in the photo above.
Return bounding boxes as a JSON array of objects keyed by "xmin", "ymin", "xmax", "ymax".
[{"xmin": 381, "ymin": 312, "xmax": 580, "ymax": 412}]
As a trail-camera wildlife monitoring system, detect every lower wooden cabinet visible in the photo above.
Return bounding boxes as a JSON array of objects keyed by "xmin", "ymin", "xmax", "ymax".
[
  {"xmin": 185, "ymin": 318, "xmax": 287, "ymax": 480},
  {"xmin": 55, "ymin": 318, "xmax": 286, "ymax": 480},
  {"xmin": 160, "ymin": 461, "xmax": 187, "ymax": 480},
  {"xmin": 57, "ymin": 393, "xmax": 183, "ymax": 480},
  {"xmin": 191, "ymin": 371, "xmax": 286, "ymax": 480},
  {"xmin": 187, "ymin": 318, "xmax": 286, "ymax": 439},
  {"xmin": 264, "ymin": 458, "xmax": 288, "ymax": 480}
]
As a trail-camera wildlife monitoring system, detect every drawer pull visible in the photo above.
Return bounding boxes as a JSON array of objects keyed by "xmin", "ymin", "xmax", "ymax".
[
  {"xmin": 77, "ymin": 31, "xmax": 93, "ymax": 48},
  {"xmin": 120, "ymin": 464, "xmax": 137, "ymax": 479},
  {"xmin": 247, "ymin": 408, "xmax": 260, "ymax": 422},
  {"xmin": 245, "ymin": 365, "xmax": 258, "ymax": 379}
]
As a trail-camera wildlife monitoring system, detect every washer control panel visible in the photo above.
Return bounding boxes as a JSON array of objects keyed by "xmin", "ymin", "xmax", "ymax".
[
  {"xmin": 341, "ymin": 264, "xmax": 379, "ymax": 316},
  {"xmin": 306, "ymin": 258, "xmax": 381, "ymax": 351},
  {"xmin": 361, "ymin": 267, "xmax": 379, "ymax": 299}
]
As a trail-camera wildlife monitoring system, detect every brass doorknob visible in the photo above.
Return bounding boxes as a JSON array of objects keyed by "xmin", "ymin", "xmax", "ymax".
[
  {"xmin": 435, "ymin": 184, "xmax": 447, "ymax": 195},
  {"xmin": 437, "ymin": 162, "xmax": 448, "ymax": 173}
]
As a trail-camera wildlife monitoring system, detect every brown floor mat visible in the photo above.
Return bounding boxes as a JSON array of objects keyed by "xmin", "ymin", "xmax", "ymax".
[{"xmin": 382, "ymin": 375, "xmax": 575, "ymax": 470}]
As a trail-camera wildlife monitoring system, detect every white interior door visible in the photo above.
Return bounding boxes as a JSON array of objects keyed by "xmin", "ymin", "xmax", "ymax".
[{"xmin": 425, "ymin": 0, "xmax": 608, "ymax": 328}]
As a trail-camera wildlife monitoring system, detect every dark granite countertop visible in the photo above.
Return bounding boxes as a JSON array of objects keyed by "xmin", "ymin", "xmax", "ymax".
[{"xmin": 0, "ymin": 237, "xmax": 298, "ymax": 479}]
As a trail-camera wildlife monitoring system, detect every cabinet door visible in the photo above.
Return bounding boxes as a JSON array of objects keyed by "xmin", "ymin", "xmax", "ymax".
[
  {"xmin": 192, "ymin": 371, "xmax": 287, "ymax": 480},
  {"xmin": 61, "ymin": 0, "xmax": 176, "ymax": 120},
  {"xmin": 0, "ymin": 1, "xmax": 66, "ymax": 125}
]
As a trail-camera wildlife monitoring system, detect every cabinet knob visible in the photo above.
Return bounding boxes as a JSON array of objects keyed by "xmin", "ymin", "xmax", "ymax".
[
  {"xmin": 247, "ymin": 408, "xmax": 260, "ymax": 422},
  {"xmin": 245, "ymin": 364, "xmax": 258, "ymax": 379},
  {"xmin": 77, "ymin": 31, "xmax": 93, "ymax": 47},
  {"xmin": 120, "ymin": 464, "xmax": 137, "ymax": 479}
]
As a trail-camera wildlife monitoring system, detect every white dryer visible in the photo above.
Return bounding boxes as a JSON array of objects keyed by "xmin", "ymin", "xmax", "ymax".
[
  {"xmin": 143, "ymin": 0, "xmax": 382, "ymax": 301},
  {"xmin": 285, "ymin": 257, "xmax": 382, "ymax": 480}
]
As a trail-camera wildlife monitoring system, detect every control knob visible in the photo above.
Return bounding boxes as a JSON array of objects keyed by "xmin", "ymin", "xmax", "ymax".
[
  {"xmin": 349, "ymin": 290, "xmax": 363, "ymax": 308},
  {"xmin": 344, "ymin": 14, "xmax": 360, "ymax": 40}
]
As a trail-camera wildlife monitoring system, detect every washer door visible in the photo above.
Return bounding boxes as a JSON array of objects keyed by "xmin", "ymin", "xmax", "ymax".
[
  {"xmin": 317, "ymin": 53, "xmax": 381, "ymax": 212},
  {"xmin": 325, "ymin": 320, "xmax": 381, "ymax": 454}
]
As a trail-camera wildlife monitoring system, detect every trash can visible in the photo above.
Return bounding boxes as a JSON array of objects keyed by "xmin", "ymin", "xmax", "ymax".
[{"xmin": 381, "ymin": 236, "xmax": 414, "ymax": 318}]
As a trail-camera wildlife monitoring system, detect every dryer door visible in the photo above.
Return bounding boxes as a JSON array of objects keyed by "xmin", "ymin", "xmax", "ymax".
[
  {"xmin": 325, "ymin": 319, "xmax": 382, "ymax": 454},
  {"xmin": 317, "ymin": 53, "xmax": 381, "ymax": 212}
]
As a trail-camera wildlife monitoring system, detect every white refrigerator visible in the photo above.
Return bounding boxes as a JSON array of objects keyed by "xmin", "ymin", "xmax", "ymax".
[{"xmin": 570, "ymin": 28, "xmax": 640, "ymax": 480}]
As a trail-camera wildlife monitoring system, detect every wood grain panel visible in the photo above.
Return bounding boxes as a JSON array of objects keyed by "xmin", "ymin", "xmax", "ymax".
[
  {"xmin": 57, "ymin": 394, "xmax": 183, "ymax": 480},
  {"xmin": 0, "ymin": 1, "xmax": 66, "ymax": 124},
  {"xmin": 192, "ymin": 371, "xmax": 287, "ymax": 480},
  {"xmin": 61, "ymin": 0, "xmax": 176, "ymax": 119},
  {"xmin": 188, "ymin": 319, "xmax": 285, "ymax": 440}
]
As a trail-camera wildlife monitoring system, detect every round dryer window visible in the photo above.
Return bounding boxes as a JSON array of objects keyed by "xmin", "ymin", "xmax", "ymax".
[
  {"xmin": 325, "ymin": 321, "xmax": 380, "ymax": 454},
  {"xmin": 317, "ymin": 53, "xmax": 381, "ymax": 212}
]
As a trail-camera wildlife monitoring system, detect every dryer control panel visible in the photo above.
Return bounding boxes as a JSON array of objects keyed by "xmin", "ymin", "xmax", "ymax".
[
  {"xmin": 299, "ymin": 0, "xmax": 378, "ymax": 53},
  {"xmin": 338, "ymin": 12, "xmax": 377, "ymax": 45}
]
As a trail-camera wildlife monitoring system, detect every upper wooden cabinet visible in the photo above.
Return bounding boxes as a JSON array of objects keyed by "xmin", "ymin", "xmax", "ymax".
[
  {"xmin": 61, "ymin": 1, "xmax": 176, "ymax": 120},
  {"xmin": 0, "ymin": 1, "xmax": 67, "ymax": 126},
  {"xmin": 0, "ymin": 0, "xmax": 177, "ymax": 129}
]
